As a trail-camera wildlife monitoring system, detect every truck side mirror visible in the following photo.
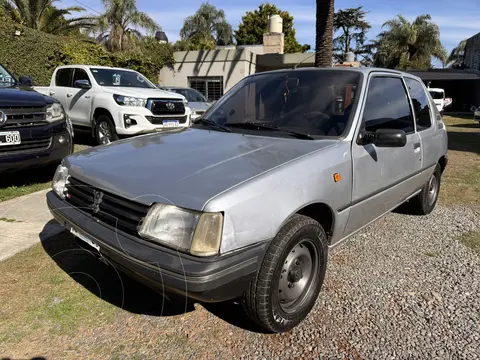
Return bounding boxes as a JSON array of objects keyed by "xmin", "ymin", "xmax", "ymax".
[{"xmin": 74, "ymin": 80, "xmax": 91, "ymax": 89}]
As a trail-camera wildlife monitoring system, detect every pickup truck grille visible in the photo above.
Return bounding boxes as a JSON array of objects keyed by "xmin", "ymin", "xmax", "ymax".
[
  {"xmin": 0, "ymin": 106, "xmax": 47, "ymax": 128},
  {"xmin": 147, "ymin": 99, "xmax": 185, "ymax": 116},
  {"xmin": 65, "ymin": 177, "xmax": 150, "ymax": 236},
  {"xmin": 145, "ymin": 115, "xmax": 188, "ymax": 125},
  {"xmin": 0, "ymin": 137, "xmax": 51, "ymax": 155}
]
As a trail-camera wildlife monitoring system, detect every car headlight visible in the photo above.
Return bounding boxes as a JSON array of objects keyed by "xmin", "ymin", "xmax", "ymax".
[
  {"xmin": 52, "ymin": 164, "xmax": 69, "ymax": 199},
  {"xmin": 46, "ymin": 103, "xmax": 65, "ymax": 122},
  {"xmin": 139, "ymin": 204, "xmax": 223, "ymax": 257},
  {"xmin": 113, "ymin": 94, "xmax": 147, "ymax": 107},
  {"xmin": 182, "ymin": 98, "xmax": 189, "ymax": 107}
]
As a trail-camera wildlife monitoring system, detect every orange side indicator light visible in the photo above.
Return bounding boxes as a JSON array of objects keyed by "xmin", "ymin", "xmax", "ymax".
[{"xmin": 333, "ymin": 173, "xmax": 341, "ymax": 183}]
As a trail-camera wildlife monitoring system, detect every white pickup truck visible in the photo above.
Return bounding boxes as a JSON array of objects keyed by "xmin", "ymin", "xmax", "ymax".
[{"xmin": 35, "ymin": 65, "xmax": 191, "ymax": 144}]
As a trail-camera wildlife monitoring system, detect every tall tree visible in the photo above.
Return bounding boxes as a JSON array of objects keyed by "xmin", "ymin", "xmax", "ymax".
[
  {"xmin": 374, "ymin": 14, "xmax": 447, "ymax": 69},
  {"xmin": 1, "ymin": 0, "xmax": 95, "ymax": 35},
  {"xmin": 234, "ymin": 3, "xmax": 310, "ymax": 53},
  {"xmin": 315, "ymin": 0, "xmax": 334, "ymax": 67},
  {"xmin": 333, "ymin": 7, "xmax": 371, "ymax": 63},
  {"xmin": 179, "ymin": 2, "xmax": 233, "ymax": 51},
  {"xmin": 446, "ymin": 39, "xmax": 467, "ymax": 68},
  {"xmin": 96, "ymin": 0, "xmax": 159, "ymax": 52}
]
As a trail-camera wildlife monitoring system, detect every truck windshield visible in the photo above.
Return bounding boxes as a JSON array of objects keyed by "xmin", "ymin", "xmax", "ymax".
[
  {"xmin": 0, "ymin": 65, "xmax": 16, "ymax": 88},
  {"xmin": 200, "ymin": 70, "xmax": 361, "ymax": 137},
  {"xmin": 90, "ymin": 68, "xmax": 155, "ymax": 88}
]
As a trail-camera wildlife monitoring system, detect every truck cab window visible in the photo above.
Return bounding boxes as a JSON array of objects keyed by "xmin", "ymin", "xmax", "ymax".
[
  {"xmin": 72, "ymin": 69, "xmax": 90, "ymax": 85},
  {"xmin": 55, "ymin": 68, "xmax": 73, "ymax": 87},
  {"xmin": 363, "ymin": 77, "xmax": 414, "ymax": 134},
  {"xmin": 405, "ymin": 78, "xmax": 432, "ymax": 131}
]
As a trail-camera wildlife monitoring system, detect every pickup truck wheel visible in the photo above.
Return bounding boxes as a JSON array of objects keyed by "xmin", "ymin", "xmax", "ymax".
[
  {"xmin": 241, "ymin": 214, "xmax": 328, "ymax": 333},
  {"xmin": 95, "ymin": 115, "xmax": 118, "ymax": 145},
  {"xmin": 408, "ymin": 164, "xmax": 441, "ymax": 215}
]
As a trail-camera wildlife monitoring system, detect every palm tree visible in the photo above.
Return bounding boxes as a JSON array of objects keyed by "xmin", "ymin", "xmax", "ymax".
[
  {"xmin": 314, "ymin": 0, "xmax": 334, "ymax": 67},
  {"xmin": 179, "ymin": 2, "xmax": 233, "ymax": 50},
  {"xmin": 1, "ymin": 0, "xmax": 95, "ymax": 35},
  {"xmin": 446, "ymin": 39, "xmax": 466, "ymax": 68},
  {"xmin": 374, "ymin": 14, "xmax": 447, "ymax": 69},
  {"xmin": 96, "ymin": 0, "xmax": 159, "ymax": 52}
]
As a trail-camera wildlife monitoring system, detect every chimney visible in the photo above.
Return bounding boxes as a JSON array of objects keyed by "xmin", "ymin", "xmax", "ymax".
[{"xmin": 263, "ymin": 15, "xmax": 284, "ymax": 54}]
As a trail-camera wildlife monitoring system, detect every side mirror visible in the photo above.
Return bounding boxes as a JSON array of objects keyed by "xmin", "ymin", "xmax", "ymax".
[
  {"xmin": 358, "ymin": 129, "xmax": 407, "ymax": 147},
  {"xmin": 19, "ymin": 75, "xmax": 33, "ymax": 87},
  {"xmin": 74, "ymin": 79, "xmax": 91, "ymax": 89}
]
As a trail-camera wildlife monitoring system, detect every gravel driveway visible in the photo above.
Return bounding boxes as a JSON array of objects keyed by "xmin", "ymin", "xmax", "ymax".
[{"xmin": 178, "ymin": 205, "xmax": 480, "ymax": 359}]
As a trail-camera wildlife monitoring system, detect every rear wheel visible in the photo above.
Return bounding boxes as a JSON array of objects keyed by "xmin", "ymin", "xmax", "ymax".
[
  {"xmin": 408, "ymin": 164, "xmax": 441, "ymax": 215},
  {"xmin": 241, "ymin": 214, "xmax": 328, "ymax": 333},
  {"xmin": 94, "ymin": 114, "xmax": 118, "ymax": 145}
]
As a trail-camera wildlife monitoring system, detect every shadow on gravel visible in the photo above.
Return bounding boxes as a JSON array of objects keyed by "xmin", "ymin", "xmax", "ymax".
[
  {"xmin": 203, "ymin": 302, "xmax": 269, "ymax": 334},
  {"xmin": 40, "ymin": 225, "xmax": 193, "ymax": 317}
]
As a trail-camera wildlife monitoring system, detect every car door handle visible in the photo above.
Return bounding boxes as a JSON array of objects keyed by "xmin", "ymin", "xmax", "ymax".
[
  {"xmin": 66, "ymin": 93, "xmax": 73, "ymax": 97},
  {"xmin": 84, "ymin": 95, "xmax": 91, "ymax": 99},
  {"xmin": 413, "ymin": 142, "xmax": 421, "ymax": 149}
]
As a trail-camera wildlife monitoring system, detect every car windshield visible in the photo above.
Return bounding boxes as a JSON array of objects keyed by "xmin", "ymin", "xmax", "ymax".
[
  {"xmin": 170, "ymin": 88, "xmax": 208, "ymax": 102},
  {"xmin": 0, "ymin": 64, "xmax": 16, "ymax": 88},
  {"xmin": 90, "ymin": 68, "xmax": 154, "ymax": 88},
  {"xmin": 199, "ymin": 70, "xmax": 361, "ymax": 137},
  {"xmin": 429, "ymin": 91, "xmax": 444, "ymax": 100}
]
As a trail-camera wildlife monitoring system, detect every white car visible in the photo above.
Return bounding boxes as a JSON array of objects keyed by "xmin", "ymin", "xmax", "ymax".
[
  {"xmin": 35, "ymin": 65, "xmax": 191, "ymax": 144},
  {"xmin": 428, "ymin": 87, "xmax": 446, "ymax": 113}
]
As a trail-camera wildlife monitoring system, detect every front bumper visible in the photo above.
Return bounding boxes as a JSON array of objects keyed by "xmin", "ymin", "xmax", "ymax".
[
  {"xmin": 47, "ymin": 191, "xmax": 268, "ymax": 302},
  {"xmin": 0, "ymin": 120, "xmax": 72, "ymax": 172}
]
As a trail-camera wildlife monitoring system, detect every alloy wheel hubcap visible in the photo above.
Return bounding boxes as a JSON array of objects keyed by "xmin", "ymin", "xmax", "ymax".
[
  {"xmin": 98, "ymin": 121, "xmax": 111, "ymax": 145},
  {"xmin": 427, "ymin": 174, "xmax": 438, "ymax": 205},
  {"xmin": 278, "ymin": 240, "xmax": 318, "ymax": 313}
]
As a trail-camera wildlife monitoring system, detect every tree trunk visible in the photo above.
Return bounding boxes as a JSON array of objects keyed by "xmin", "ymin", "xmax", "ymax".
[{"xmin": 315, "ymin": 0, "xmax": 334, "ymax": 67}]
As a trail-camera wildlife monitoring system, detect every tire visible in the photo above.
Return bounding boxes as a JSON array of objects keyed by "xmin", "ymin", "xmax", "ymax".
[
  {"xmin": 408, "ymin": 164, "xmax": 441, "ymax": 215},
  {"xmin": 241, "ymin": 214, "xmax": 328, "ymax": 333},
  {"xmin": 94, "ymin": 114, "xmax": 118, "ymax": 145}
]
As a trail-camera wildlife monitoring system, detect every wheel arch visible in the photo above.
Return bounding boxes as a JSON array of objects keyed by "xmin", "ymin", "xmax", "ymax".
[
  {"xmin": 438, "ymin": 155, "xmax": 447, "ymax": 174},
  {"xmin": 92, "ymin": 107, "xmax": 114, "ymax": 137}
]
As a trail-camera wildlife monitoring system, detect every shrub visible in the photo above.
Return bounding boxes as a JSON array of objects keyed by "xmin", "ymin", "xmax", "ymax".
[{"xmin": 0, "ymin": 17, "xmax": 173, "ymax": 85}]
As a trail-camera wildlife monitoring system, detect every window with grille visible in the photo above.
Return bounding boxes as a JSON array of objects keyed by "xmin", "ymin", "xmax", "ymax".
[{"xmin": 188, "ymin": 77, "xmax": 224, "ymax": 101}]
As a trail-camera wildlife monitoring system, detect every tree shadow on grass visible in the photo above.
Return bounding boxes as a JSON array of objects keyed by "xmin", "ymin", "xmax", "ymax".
[
  {"xmin": 449, "ymin": 123, "xmax": 480, "ymax": 129},
  {"xmin": 39, "ymin": 221, "xmax": 267, "ymax": 333},
  {"xmin": 0, "ymin": 165, "xmax": 56, "ymax": 189},
  {"xmin": 447, "ymin": 131, "xmax": 480, "ymax": 154}
]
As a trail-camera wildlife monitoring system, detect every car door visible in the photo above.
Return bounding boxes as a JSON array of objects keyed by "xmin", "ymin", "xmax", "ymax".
[
  {"xmin": 66, "ymin": 68, "xmax": 93, "ymax": 126},
  {"xmin": 51, "ymin": 68, "xmax": 73, "ymax": 110},
  {"xmin": 343, "ymin": 74, "xmax": 424, "ymax": 236}
]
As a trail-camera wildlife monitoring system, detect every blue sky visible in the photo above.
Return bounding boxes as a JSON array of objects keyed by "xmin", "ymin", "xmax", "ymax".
[{"xmin": 61, "ymin": 0, "xmax": 480, "ymax": 66}]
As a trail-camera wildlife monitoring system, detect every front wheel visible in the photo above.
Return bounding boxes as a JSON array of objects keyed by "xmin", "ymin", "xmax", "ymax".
[
  {"xmin": 241, "ymin": 214, "xmax": 328, "ymax": 333},
  {"xmin": 408, "ymin": 164, "xmax": 442, "ymax": 215},
  {"xmin": 94, "ymin": 114, "xmax": 118, "ymax": 145}
]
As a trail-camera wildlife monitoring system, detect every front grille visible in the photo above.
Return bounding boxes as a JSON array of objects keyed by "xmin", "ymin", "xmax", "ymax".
[
  {"xmin": 1, "ymin": 106, "xmax": 47, "ymax": 128},
  {"xmin": 0, "ymin": 137, "xmax": 51, "ymax": 155},
  {"xmin": 145, "ymin": 115, "xmax": 188, "ymax": 125},
  {"xmin": 148, "ymin": 99, "xmax": 185, "ymax": 116},
  {"xmin": 65, "ymin": 177, "xmax": 149, "ymax": 236}
]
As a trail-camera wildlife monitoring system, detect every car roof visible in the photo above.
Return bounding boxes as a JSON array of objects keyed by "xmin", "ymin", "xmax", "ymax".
[{"xmin": 56, "ymin": 65, "xmax": 139, "ymax": 72}]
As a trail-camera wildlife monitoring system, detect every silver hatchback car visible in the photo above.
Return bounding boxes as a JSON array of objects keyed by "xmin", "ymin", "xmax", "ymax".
[{"xmin": 48, "ymin": 67, "xmax": 448, "ymax": 333}]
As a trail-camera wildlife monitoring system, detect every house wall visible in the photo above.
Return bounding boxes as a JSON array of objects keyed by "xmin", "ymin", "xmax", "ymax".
[
  {"xmin": 159, "ymin": 49, "xmax": 257, "ymax": 92},
  {"xmin": 465, "ymin": 33, "xmax": 480, "ymax": 71}
]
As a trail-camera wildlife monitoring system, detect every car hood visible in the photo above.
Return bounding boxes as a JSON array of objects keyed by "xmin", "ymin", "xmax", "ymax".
[
  {"xmin": 101, "ymin": 86, "xmax": 185, "ymax": 100},
  {"xmin": 0, "ymin": 87, "xmax": 49, "ymax": 107},
  {"xmin": 65, "ymin": 129, "xmax": 338, "ymax": 210}
]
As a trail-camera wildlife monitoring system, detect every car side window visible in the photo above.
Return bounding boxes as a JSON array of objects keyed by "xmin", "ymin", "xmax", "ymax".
[
  {"xmin": 363, "ymin": 76, "xmax": 414, "ymax": 133},
  {"xmin": 405, "ymin": 78, "xmax": 432, "ymax": 131},
  {"xmin": 55, "ymin": 68, "xmax": 73, "ymax": 87},
  {"xmin": 72, "ymin": 69, "xmax": 90, "ymax": 86}
]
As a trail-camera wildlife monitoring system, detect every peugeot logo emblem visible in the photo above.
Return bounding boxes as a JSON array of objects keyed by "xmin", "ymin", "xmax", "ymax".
[
  {"xmin": 91, "ymin": 190, "xmax": 104, "ymax": 214},
  {"xmin": 0, "ymin": 111, "xmax": 7, "ymax": 127},
  {"xmin": 165, "ymin": 102, "xmax": 175, "ymax": 110}
]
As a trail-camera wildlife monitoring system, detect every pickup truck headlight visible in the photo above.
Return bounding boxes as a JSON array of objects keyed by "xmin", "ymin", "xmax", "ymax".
[
  {"xmin": 139, "ymin": 204, "xmax": 223, "ymax": 257},
  {"xmin": 46, "ymin": 103, "xmax": 65, "ymax": 122},
  {"xmin": 113, "ymin": 94, "xmax": 147, "ymax": 107},
  {"xmin": 52, "ymin": 164, "xmax": 69, "ymax": 199}
]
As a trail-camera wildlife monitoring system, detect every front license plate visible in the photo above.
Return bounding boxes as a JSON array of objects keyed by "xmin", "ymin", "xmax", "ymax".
[
  {"xmin": 162, "ymin": 120, "xmax": 179, "ymax": 128},
  {"xmin": 70, "ymin": 227, "xmax": 100, "ymax": 252},
  {"xmin": 0, "ymin": 131, "xmax": 21, "ymax": 146}
]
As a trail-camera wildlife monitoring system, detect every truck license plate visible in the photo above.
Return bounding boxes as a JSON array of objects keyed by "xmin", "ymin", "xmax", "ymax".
[
  {"xmin": 70, "ymin": 226, "xmax": 100, "ymax": 252},
  {"xmin": 0, "ymin": 131, "xmax": 21, "ymax": 146},
  {"xmin": 162, "ymin": 120, "xmax": 179, "ymax": 128}
]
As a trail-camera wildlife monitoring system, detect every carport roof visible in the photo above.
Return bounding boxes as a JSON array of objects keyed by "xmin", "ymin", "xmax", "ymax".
[{"xmin": 406, "ymin": 69, "xmax": 480, "ymax": 80}]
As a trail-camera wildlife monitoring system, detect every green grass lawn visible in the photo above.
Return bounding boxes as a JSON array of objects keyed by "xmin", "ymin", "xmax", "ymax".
[{"xmin": 0, "ymin": 144, "xmax": 90, "ymax": 203}]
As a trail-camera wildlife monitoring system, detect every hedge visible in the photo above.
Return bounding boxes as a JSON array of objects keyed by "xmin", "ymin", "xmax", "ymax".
[{"xmin": 0, "ymin": 18, "xmax": 173, "ymax": 85}]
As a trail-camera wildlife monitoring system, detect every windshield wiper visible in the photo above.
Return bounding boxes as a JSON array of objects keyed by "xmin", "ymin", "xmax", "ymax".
[
  {"xmin": 193, "ymin": 118, "xmax": 231, "ymax": 133},
  {"xmin": 226, "ymin": 122, "xmax": 315, "ymax": 140}
]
